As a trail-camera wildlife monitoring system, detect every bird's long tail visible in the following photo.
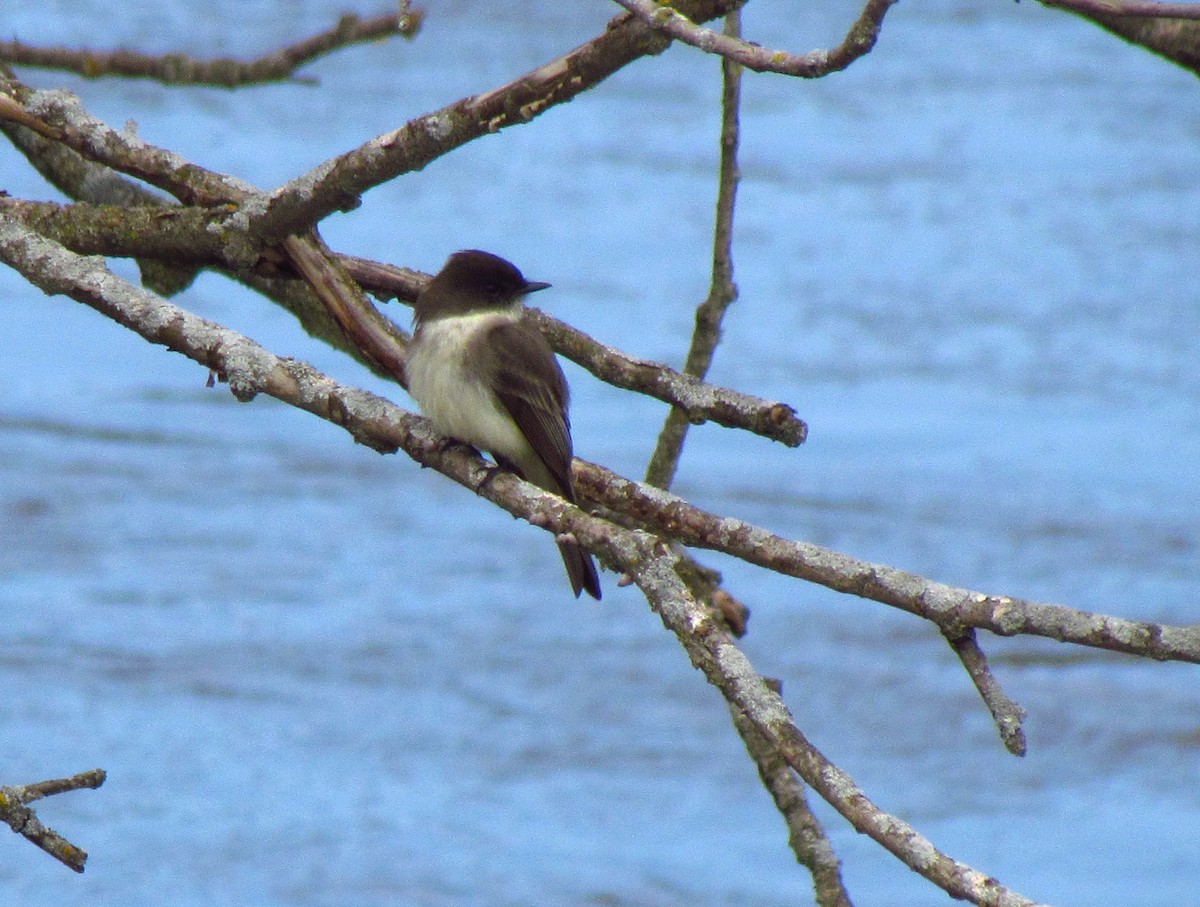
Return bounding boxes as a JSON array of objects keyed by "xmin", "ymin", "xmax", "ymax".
[{"xmin": 558, "ymin": 539, "xmax": 601, "ymax": 600}]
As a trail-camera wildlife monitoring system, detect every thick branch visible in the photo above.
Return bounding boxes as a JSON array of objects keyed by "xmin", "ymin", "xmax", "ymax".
[
  {"xmin": 0, "ymin": 197, "xmax": 233, "ymax": 261},
  {"xmin": 613, "ymin": 0, "xmax": 898, "ymax": 76},
  {"xmin": 1039, "ymin": 0, "xmax": 1200, "ymax": 75},
  {"xmin": 0, "ymin": 11, "xmax": 424, "ymax": 86},
  {"xmin": 1042, "ymin": 0, "xmax": 1200, "ymax": 18}
]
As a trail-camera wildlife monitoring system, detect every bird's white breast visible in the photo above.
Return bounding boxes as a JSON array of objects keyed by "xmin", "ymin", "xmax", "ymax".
[{"xmin": 406, "ymin": 311, "xmax": 530, "ymax": 463}]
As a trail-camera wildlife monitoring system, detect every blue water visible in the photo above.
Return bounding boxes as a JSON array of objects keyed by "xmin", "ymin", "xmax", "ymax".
[{"xmin": 2, "ymin": 1, "xmax": 1199, "ymax": 904}]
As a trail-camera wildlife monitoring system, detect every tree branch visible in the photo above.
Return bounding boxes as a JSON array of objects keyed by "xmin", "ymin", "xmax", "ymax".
[
  {"xmin": 0, "ymin": 216, "xmax": 1047, "ymax": 905},
  {"xmin": 632, "ymin": 13, "xmax": 849, "ymax": 898},
  {"xmin": 728, "ymin": 696, "xmax": 853, "ymax": 907},
  {"xmin": 0, "ymin": 195, "xmax": 806, "ymax": 447},
  {"xmin": 0, "ymin": 10, "xmax": 424, "ymax": 86},
  {"xmin": 1038, "ymin": 0, "xmax": 1200, "ymax": 75},
  {"xmin": 281, "ymin": 230, "xmax": 409, "ymax": 385},
  {"xmin": 943, "ymin": 628, "xmax": 1028, "ymax": 756},
  {"xmin": 0, "ymin": 91, "xmax": 61, "ymax": 138},
  {"xmin": 242, "ymin": 0, "xmax": 742, "ymax": 245},
  {"xmin": 4, "ymin": 199, "xmax": 1192, "ymax": 672},
  {"xmin": 0, "ymin": 769, "xmax": 106, "ymax": 873},
  {"xmin": 628, "ymin": 551, "xmax": 1045, "ymax": 907},
  {"xmin": 6, "ymin": 54, "xmax": 809, "ymax": 447},
  {"xmin": 612, "ymin": 0, "xmax": 898, "ymax": 76},
  {"xmin": 531, "ymin": 309, "xmax": 806, "ymax": 447},
  {"xmin": 3, "ymin": 197, "xmax": 1189, "ymax": 671},
  {"xmin": 572, "ymin": 461, "xmax": 1200, "ymax": 664},
  {"xmin": 1042, "ymin": 0, "xmax": 1200, "ymax": 18},
  {"xmin": 646, "ymin": 7, "xmax": 743, "ymax": 489},
  {"xmin": 13, "ymin": 82, "xmax": 255, "ymax": 208}
]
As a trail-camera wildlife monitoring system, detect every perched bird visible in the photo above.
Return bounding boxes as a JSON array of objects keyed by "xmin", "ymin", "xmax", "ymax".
[{"xmin": 405, "ymin": 250, "xmax": 602, "ymax": 600}]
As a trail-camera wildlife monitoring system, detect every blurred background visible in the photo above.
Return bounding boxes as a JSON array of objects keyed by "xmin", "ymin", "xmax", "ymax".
[{"xmin": 2, "ymin": 1, "xmax": 1198, "ymax": 904}]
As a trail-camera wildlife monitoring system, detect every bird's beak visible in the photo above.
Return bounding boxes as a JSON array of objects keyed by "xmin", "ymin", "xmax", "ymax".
[{"xmin": 522, "ymin": 280, "xmax": 551, "ymax": 295}]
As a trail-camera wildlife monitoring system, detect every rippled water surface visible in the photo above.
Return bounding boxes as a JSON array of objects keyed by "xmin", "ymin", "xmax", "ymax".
[{"xmin": 2, "ymin": 2, "xmax": 1199, "ymax": 905}]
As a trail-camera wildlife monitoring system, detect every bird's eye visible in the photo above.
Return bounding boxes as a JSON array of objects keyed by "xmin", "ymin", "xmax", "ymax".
[{"xmin": 485, "ymin": 282, "xmax": 502, "ymax": 298}]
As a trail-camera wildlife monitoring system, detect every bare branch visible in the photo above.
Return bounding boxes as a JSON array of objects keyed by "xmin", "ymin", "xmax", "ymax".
[
  {"xmin": 0, "ymin": 218, "xmax": 1048, "ymax": 905},
  {"xmin": 14, "ymin": 83, "xmax": 254, "ymax": 208},
  {"xmin": 573, "ymin": 461, "xmax": 1200, "ymax": 664},
  {"xmin": 245, "ymin": 0, "xmax": 742, "ymax": 244},
  {"xmin": 0, "ymin": 90, "xmax": 61, "ymax": 138},
  {"xmin": 612, "ymin": 0, "xmax": 898, "ymax": 76},
  {"xmin": 0, "ymin": 197, "xmax": 233, "ymax": 261},
  {"xmin": 1042, "ymin": 0, "xmax": 1200, "ymax": 18},
  {"xmin": 6, "ymin": 56, "xmax": 809, "ymax": 446},
  {"xmin": 646, "ymin": 8, "xmax": 743, "ymax": 488},
  {"xmin": 0, "ymin": 11, "xmax": 424, "ymax": 86},
  {"xmin": 532, "ymin": 309, "xmax": 806, "ymax": 447},
  {"xmin": 0, "ymin": 196, "xmax": 806, "ymax": 447},
  {"xmin": 944, "ymin": 628, "xmax": 1028, "ymax": 756},
  {"xmin": 4, "ymin": 204, "xmax": 1190, "ymax": 670},
  {"xmin": 621, "ymin": 543, "xmax": 1044, "ymax": 907},
  {"xmin": 1038, "ymin": 0, "xmax": 1200, "ymax": 75},
  {"xmin": 728, "ymin": 697, "xmax": 853, "ymax": 907},
  {"xmin": 634, "ymin": 15, "xmax": 849, "ymax": 894},
  {"xmin": 281, "ymin": 230, "xmax": 409, "ymax": 385},
  {"xmin": 0, "ymin": 769, "xmax": 106, "ymax": 873},
  {"xmin": 3, "ymin": 203, "xmax": 1189, "ymax": 673}
]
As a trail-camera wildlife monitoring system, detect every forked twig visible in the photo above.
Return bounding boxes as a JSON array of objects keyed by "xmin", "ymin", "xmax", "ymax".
[
  {"xmin": 0, "ymin": 769, "xmax": 106, "ymax": 873},
  {"xmin": 613, "ymin": 0, "xmax": 898, "ymax": 76}
]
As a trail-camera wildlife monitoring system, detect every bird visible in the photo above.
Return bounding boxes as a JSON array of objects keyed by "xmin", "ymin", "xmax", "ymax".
[{"xmin": 404, "ymin": 249, "xmax": 602, "ymax": 600}]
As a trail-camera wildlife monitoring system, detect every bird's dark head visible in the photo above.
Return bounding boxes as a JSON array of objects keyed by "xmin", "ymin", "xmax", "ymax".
[{"xmin": 415, "ymin": 249, "xmax": 550, "ymax": 321}]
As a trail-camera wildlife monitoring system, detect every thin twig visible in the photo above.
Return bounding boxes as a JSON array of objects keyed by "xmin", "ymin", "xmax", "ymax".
[
  {"xmin": 944, "ymin": 628, "xmax": 1028, "ymax": 756},
  {"xmin": 613, "ymin": 0, "xmax": 899, "ymax": 76},
  {"xmin": 645, "ymin": 8, "xmax": 743, "ymax": 488},
  {"xmin": 0, "ymin": 90, "xmax": 61, "ymax": 138},
  {"xmin": 0, "ymin": 769, "xmax": 106, "ymax": 873},
  {"xmin": 532, "ymin": 309, "xmax": 805, "ymax": 447},
  {"xmin": 636, "ymin": 11, "xmax": 851, "ymax": 898},
  {"xmin": 0, "ymin": 11, "xmax": 424, "ymax": 86}
]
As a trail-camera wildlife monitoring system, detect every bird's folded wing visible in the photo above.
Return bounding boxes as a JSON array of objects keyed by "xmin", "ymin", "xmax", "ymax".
[{"xmin": 485, "ymin": 319, "xmax": 575, "ymax": 499}]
